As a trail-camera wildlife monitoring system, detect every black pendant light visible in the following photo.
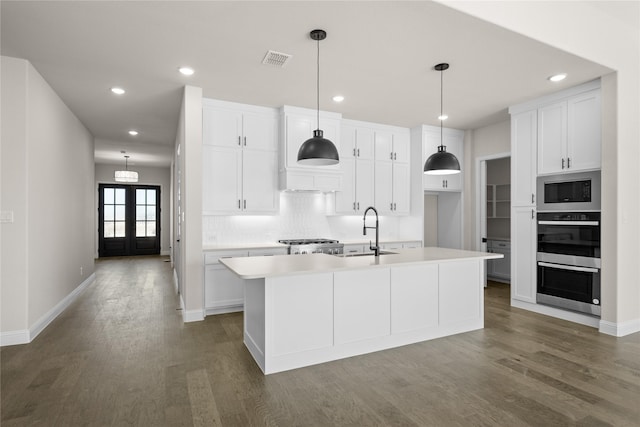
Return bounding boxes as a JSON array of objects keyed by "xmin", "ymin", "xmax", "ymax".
[
  {"xmin": 424, "ymin": 63, "xmax": 461, "ymax": 175},
  {"xmin": 297, "ymin": 29, "xmax": 339, "ymax": 166}
]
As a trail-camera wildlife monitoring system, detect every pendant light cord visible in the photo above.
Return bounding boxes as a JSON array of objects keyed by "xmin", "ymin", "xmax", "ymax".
[
  {"xmin": 316, "ymin": 37, "xmax": 320, "ymax": 131},
  {"xmin": 440, "ymin": 67, "xmax": 444, "ymax": 149}
]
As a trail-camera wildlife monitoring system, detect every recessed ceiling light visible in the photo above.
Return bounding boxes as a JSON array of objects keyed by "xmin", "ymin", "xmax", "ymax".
[
  {"xmin": 548, "ymin": 73, "xmax": 567, "ymax": 82},
  {"xmin": 110, "ymin": 87, "xmax": 125, "ymax": 95},
  {"xmin": 179, "ymin": 67, "xmax": 194, "ymax": 76},
  {"xmin": 128, "ymin": 130, "xmax": 139, "ymax": 136},
  {"xmin": 332, "ymin": 95, "xmax": 345, "ymax": 103},
  {"xmin": 438, "ymin": 114, "xmax": 448, "ymax": 121}
]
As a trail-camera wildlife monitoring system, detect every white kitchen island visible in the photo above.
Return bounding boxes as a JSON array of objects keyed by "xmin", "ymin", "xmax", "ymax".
[{"xmin": 220, "ymin": 247, "xmax": 502, "ymax": 374}]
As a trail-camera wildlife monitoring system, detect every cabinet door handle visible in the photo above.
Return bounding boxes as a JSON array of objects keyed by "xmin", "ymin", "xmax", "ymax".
[
  {"xmin": 238, "ymin": 199, "xmax": 241, "ymax": 209},
  {"xmin": 390, "ymin": 202, "xmax": 393, "ymax": 210},
  {"xmin": 393, "ymin": 202, "xmax": 396, "ymax": 211},
  {"xmin": 353, "ymin": 148, "xmax": 356, "ymax": 156},
  {"xmin": 562, "ymin": 158, "xmax": 565, "ymax": 169},
  {"xmin": 238, "ymin": 136, "xmax": 241, "ymax": 146},
  {"xmin": 532, "ymin": 193, "xmax": 535, "ymax": 204},
  {"xmin": 390, "ymin": 152, "xmax": 393, "ymax": 160},
  {"xmin": 394, "ymin": 152, "xmax": 397, "ymax": 160},
  {"xmin": 243, "ymin": 200, "xmax": 247, "ymax": 209},
  {"xmin": 357, "ymin": 202, "xmax": 360, "ymax": 210},
  {"xmin": 353, "ymin": 202, "xmax": 356, "ymax": 211},
  {"xmin": 567, "ymin": 157, "xmax": 571, "ymax": 168},
  {"xmin": 243, "ymin": 136, "xmax": 247, "ymax": 146},
  {"xmin": 357, "ymin": 148, "xmax": 360, "ymax": 157},
  {"xmin": 532, "ymin": 209, "xmax": 535, "ymax": 219}
]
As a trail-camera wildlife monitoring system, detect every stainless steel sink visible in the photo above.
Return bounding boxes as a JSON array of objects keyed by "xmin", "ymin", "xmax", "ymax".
[{"xmin": 337, "ymin": 251, "xmax": 397, "ymax": 257}]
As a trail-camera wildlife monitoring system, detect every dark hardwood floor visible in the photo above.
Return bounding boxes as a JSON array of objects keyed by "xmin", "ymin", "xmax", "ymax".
[{"xmin": 2, "ymin": 256, "xmax": 639, "ymax": 426}]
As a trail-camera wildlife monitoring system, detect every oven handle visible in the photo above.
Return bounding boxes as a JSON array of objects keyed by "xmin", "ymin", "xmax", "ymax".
[
  {"xmin": 538, "ymin": 220, "xmax": 599, "ymax": 226},
  {"xmin": 538, "ymin": 261, "xmax": 599, "ymax": 273}
]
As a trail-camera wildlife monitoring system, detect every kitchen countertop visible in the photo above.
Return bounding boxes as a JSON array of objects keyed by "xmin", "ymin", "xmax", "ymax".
[{"xmin": 220, "ymin": 247, "xmax": 502, "ymax": 279}]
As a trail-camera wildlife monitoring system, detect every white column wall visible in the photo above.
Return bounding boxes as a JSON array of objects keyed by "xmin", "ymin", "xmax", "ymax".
[{"xmin": 440, "ymin": 0, "xmax": 640, "ymax": 332}]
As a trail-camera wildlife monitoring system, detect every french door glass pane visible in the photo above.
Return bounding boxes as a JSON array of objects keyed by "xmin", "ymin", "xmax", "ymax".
[
  {"xmin": 147, "ymin": 189, "xmax": 156, "ymax": 205},
  {"xmin": 146, "ymin": 206, "xmax": 156, "ymax": 220},
  {"xmin": 115, "ymin": 188, "xmax": 126, "ymax": 204},
  {"xmin": 147, "ymin": 222, "xmax": 156, "ymax": 237},
  {"xmin": 115, "ymin": 221, "xmax": 125, "ymax": 237},
  {"xmin": 136, "ymin": 189, "xmax": 146, "ymax": 204},
  {"xmin": 136, "ymin": 205, "xmax": 146, "ymax": 220},
  {"xmin": 115, "ymin": 205, "xmax": 126, "ymax": 221},
  {"xmin": 136, "ymin": 221, "xmax": 146, "ymax": 237},
  {"xmin": 104, "ymin": 188, "xmax": 114, "ymax": 204},
  {"xmin": 104, "ymin": 206, "xmax": 114, "ymax": 221},
  {"xmin": 104, "ymin": 222, "xmax": 115, "ymax": 237}
]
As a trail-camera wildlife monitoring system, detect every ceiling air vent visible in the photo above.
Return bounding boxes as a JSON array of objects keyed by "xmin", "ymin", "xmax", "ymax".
[{"xmin": 262, "ymin": 50, "xmax": 292, "ymax": 68}]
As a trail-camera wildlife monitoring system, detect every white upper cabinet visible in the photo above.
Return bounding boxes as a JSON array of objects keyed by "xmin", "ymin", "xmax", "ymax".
[
  {"xmin": 511, "ymin": 109, "xmax": 537, "ymax": 207},
  {"xmin": 420, "ymin": 126, "xmax": 465, "ymax": 192},
  {"xmin": 537, "ymin": 88, "xmax": 601, "ymax": 175},
  {"xmin": 374, "ymin": 128, "xmax": 410, "ymax": 215},
  {"xmin": 279, "ymin": 105, "xmax": 342, "ymax": 192},
  {"xmin": 334, "ymin": 123, "xmax": 375, "ymax": 214},
  {"xmin": 567, "ymin": 89, "xmax": 601, "ymax": 172},
  {"xmin": 202, "ymin": 99, "xmax": 278, "ymax": 214}
]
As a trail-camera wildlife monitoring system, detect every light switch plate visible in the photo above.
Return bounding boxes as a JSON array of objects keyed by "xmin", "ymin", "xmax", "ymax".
[{"xmin": 0, "ymin": 211, "xmax": 14, "ymax": 223}]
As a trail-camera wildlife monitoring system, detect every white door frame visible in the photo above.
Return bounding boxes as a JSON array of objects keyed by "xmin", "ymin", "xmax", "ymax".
[{"xmin": 475, "ymin": 152, "xmax": 510, "ymax": 286}]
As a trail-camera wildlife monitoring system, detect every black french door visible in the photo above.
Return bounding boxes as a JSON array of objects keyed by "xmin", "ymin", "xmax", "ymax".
[{"xmin": 98, "ymin": 184, "xmax": 161, "ymax": 257}]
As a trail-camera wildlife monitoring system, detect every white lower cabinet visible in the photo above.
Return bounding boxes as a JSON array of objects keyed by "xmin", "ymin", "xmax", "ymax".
[
  {"xmin": 511, "ymin": 207, "xmax": 537, "ymax": 303},
  {"xmin": 391, "ymin": 264, "xmax": 438, "ymax": 334},
  {"xmin": 487, "ymin": 240, "xmax": 511, "ymax": 282},
  {"xmin": 269, "ymin": 273, "xmax": 334, "ymax": 356},
  {"xmin": 204, "ymin": 250, "xmax": 247, "ymax": 315},
  {"xmin": 334, "ymin": 268, "xmax": 391, "ymax": 345},
  {"xmin": 439, "ymin": 261, "xmax": 481, "ymax": 325}
]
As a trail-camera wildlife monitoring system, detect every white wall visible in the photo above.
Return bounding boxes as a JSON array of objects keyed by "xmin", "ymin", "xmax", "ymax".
[
  {"xmin": 1, "ymin": 56, "xmax": 95, "ymax": 343},
  {"xmin": 442, "ymin": 0, "xmax": 640, "ymax": 334},
  {"xmin": 94, "ymin": 163, "xmax": 171, "ymax": 256},
  {"xmin": 176, "ymin": 85, "xmax": 203, "ymax": 322},
  {"xmin": 463, "ymin": 120, "xmax": 511, "ymax": 250}
]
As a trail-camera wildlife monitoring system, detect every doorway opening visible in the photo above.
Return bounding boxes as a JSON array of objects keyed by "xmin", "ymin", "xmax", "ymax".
[
  {"xmin": 423, "ymin": 192, "xmax": 463, "ymax": 250},
  {"xmin": 98, "ymin": 184, "xmax": 161, "ymax": 257},
  {"xmin": 478, "ymin": 155, "xmax": 511, "ymax": 284}
]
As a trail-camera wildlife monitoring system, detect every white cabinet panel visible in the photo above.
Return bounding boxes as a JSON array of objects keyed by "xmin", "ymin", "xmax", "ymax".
[
  {"xmin": 202, "ymin": 146, "xmax": 242, "ymax": 213},
  {"xmin": 537, "ymin": 101, "xmax": 567, "ymax": 175},
  {"xmin": 392, "ymin": 162, "xmax": 410, "ymax": 214},
  {"xmin": 567, "ymin": 90, "xmax": 601, "ymax": 172},
  {"xmin": 334, "ymin": 125, "xmax": 375, "ymax": 214},
  {"xmin": 511, "ymin": 109, "xmax": 537, "ymax": 207},
  {"xmin": 243, "ymin": 111, "xmax": 277, "ymax": 151},
  {"xmin": 511, "ymin": 207, "xmax": 537, "ymax": 303},
  {"xmin": 374, "ymin": 160, "xmax": 393, "ymax": 214},
  {"xmin": 334, "ymin": 268, "xmax": 391, "ymax": 345},
  {"xmin": 439, "ymin": 260, "xmax": 481, "ymax": 325},
  {"xmin": 242, "ymin": 150, "xmax": 278, "ymax": 213},
  {"xmin": 391, "ymin": 264, "xmax": 438, "ymax": 334},
  {"xmin": 204, "ymin": 265, "xmax": 245, "ymax": 311},
  {"xmin": 270, "ymin": 273, "xmax": 334, "ymax": 356},
  {"xmin": 202, "ymin": 107, "xmax": 242, "ymax": 148}
]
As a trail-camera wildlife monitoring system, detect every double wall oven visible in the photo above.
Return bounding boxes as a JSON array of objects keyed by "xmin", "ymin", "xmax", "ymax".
[{"xmin": 536, "ymin": 171, "xmax": 601, "ymax": 317}]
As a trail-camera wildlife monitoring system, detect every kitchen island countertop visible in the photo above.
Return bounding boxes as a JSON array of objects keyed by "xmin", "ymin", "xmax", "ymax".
[{"xmin": 220, "ymin": 246, "xmax": 502, "ymax": 279}]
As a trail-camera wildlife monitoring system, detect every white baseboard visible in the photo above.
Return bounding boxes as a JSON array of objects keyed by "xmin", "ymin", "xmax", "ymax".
[
  {"xmin": 205, "ymin": 305, "xmax": 243, "ymax": 316},
  {"xmin": 599, "ymin": 318, "xmax": 640, "ymax": 337},
  {"xmin": 183, "ymin": 309, "xmax": 204, "ymax": 322},
  {"xmin": 1, "ymin": 273, "xmax": 96, "ymax": 347},
  {"xmin": 511, "ymin": 299, "xmax": 600, "ymax": 328},
  {"xmin": 0, "ymin": 329, "xmax": 30, "ymax": 346}
]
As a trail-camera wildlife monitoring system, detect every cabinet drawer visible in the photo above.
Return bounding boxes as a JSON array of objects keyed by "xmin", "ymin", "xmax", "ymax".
[{"xmin": 204, "ymin": 250, "xmax": 248, "ymax": 264}]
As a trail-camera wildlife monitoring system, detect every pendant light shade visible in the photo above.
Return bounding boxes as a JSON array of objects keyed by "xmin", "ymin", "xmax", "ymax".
[
  {"xmin": 297, "ymin": 29, "xmax": 339, "ymax": 166},
  {"xmin": 115, "ymin": 155, "xmax": 139, "ymax": 183},
  {"xmin": 424, "ymin": 63, "xmax": 461, "ymax": 175}
]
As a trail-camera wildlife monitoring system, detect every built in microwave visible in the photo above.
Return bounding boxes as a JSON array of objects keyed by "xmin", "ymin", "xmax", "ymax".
[{"xmin": 537, "ymin": 170, "xmax": 601, "ymax": 211}]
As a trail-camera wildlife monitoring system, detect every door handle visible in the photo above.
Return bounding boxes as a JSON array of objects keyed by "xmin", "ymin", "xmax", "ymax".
[
  {"xmin": 538, "ymin": 262, "xmax": 599, "ymax": 273},
  {"xmin": 482, "ymin": 237, "xmax": 487, "ymax": 243}
]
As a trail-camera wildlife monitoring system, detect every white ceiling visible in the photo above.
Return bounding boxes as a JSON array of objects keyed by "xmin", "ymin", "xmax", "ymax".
[{"xmin": 1, "ymin": 1, "xmax": 612, "ymax": 167}]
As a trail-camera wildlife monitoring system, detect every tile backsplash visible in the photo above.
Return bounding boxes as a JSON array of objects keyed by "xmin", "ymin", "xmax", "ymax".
[{"xmin": 203, "ymin": 192, "xmax": 332, "ymax": 245}]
